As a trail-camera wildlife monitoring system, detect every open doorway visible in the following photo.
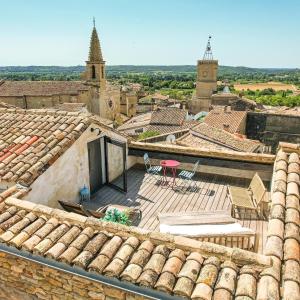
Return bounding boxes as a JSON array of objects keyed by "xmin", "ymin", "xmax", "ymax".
[{"xmin": 88, "ymin": 136, "xmax": 127, "ymax": 195}]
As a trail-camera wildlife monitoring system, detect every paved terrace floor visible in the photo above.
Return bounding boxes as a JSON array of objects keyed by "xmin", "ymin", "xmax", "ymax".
[{"xmin": 84, "ymin": 166, "xmax": 269, "ymax": 254}]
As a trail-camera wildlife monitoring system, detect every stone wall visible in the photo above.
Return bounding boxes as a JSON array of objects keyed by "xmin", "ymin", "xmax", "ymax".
[
  {"xmin": 246, "ymin": 112, "xmax": 300, "ymax": 152},
  {"xmin": 0, "ymin": 88, "xmax": 105, "ymax": 116},
  {"xmin": 0, "ymin": 252, "xmax": 147, "ymax": 300},
  {"xmin": 23, "ymin": 124, "xmax": 99, "ymax": 207}
]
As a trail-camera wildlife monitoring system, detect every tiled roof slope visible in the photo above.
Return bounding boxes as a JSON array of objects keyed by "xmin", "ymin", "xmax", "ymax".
[
  {"xmin": 0, "ymin": 81, "xmax": 89, "ymax": 97},
  {"xmin": 150, "ymin": 108, "xmax": 187, "ymax": 126},
  {"xmin": 186, "ymin": 123, "xmax": 260, "ymax": 152},
  {"xmin": 259, "ymin": 146, "xmax": 300, "ymax": 300},
  {"xmin": 177, "ymin": 132, "xmax": 231, "ymax": 152},
  {"xmin": 204, "ymin": 108, "xmax": 246, "ymax": 134},
  {"xmin": 0, "ymin": 197, "xmax": 272, "ymax": 299},
  {"xmin": 0, "ymin": 107, "xmax": 115, "ymax": 185},
  {"xmin": 0, "ymin": 185, "xmax": 30, "ymax": 202},
  {"xmin": 148, "ymin": 120, "xmax": 198, "ymax": 135}
]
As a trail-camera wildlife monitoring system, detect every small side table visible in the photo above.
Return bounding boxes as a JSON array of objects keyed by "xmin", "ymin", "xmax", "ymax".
[{"xmin": 160, "ymin": 160, "xmax": 180, "ymax": 188}]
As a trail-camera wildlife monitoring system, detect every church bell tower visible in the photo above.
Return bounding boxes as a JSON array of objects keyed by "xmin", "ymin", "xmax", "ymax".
[
  {"xmin": 190, "ymin": 36, "xmax": 218, "ymax": 113},
  {"xmin": 86, "ymin": 18, "xmax": 105, "ymax": 84},
  {"xmin": 85, "ymin": 18, "xmax": 107, "ymax": 117}
]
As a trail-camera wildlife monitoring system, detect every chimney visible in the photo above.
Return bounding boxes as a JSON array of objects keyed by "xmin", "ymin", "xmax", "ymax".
[
  {"xmin": 224, "ymin": 105, "xmax": 231, "ymax": 113},
  {"xmin": 223, "ymin": 123, "xmax": 230, "ymax": 131}
]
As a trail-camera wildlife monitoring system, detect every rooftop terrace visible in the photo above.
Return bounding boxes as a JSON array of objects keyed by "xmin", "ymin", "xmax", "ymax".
[{"xmin": 84, "ymin": 166, "xmax": 270, "ymax": 254}]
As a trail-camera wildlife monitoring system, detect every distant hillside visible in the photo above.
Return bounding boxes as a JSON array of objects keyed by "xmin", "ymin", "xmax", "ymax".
[
  {"xmin": 1, "ymin": 65, "xmax": 299, "ymax": 87},
  {"xmin": 0, "ymin": 65, "xmax": 299, "ymax": 75}
]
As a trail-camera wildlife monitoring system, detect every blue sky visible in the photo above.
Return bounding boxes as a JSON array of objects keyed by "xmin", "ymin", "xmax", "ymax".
[{"xmin": 1, "ymin": 0, "xmax": 300, "ymax": 67}]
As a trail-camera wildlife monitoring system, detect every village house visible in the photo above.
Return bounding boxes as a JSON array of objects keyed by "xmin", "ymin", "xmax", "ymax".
[
  {"xmin": 176, "ymin": 123, "xmax": 263, "ymax": 153},
  {"xmin": 0, "ymin": 140, "xmax": 298, "ymax": 299},
  {"xmin": 118, "ymin": 107, "xmax": 198, "ymax": 139},
  {"xmin": 120, "ymin": 85, "xmax": 138, "ymax": 118},
  {"xmin": 117, "ymin": 112, "xmax": 152, "ymax": 136},
  {"xmin": 0, "ymin": 107, "xmax": 127, "ymax": 208},
  {"xmin": 133, "ymin": 107, "xmax": 265, "ymax": 153},
  {"xmin": 204, "ymin": 107, "xmax": 247, "ymax": 135}
]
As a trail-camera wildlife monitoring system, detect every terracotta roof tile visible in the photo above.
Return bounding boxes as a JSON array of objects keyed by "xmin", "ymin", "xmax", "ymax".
[
  {"xmin": 276, "ymin": 149, "xmax": 288, "ymax": 162},
  {"xmin": 285, "ymin": 208, "xmax": 300, "ymax": 226},
  {"xmin": 0, "ymin": 81, "xmax": 89, "ymax": 97},
  {"xmin": 76, "ymin": 233, "xmax": 108, "ymax": 269},
  {"xmin": 286, "ymin": 194, "xmax": 300, "ymax": 211},
  {"xmin": 284, "ymin": 223, "xmax": 299, "ymax": 241},
  {"xmin": 287, "ymin": 172, "xmax": 300, "ymax": 184},
  {"xmin": 150, "ymin": 108, "xmax": 187, "ymax": 126},
  {"xmin": 271, "ymin": 191, "xmax": 286, "ymax": 207},
  {"xmin": 214, "ymin": 261, "xmax": 238, "ymax": 296},
  {"xmin": 155, "ymin": 250, "xmax": 185, "ymax": 293},
  {"xmin": 235, "ymin": 267, "xmax": 258, "ymax": 299},
  {"xmin": 257, "ymin": 275, "xmax": 280, "ymax": 300},
  {"xmin": 146, "ymin": 120, "xmax": 198, "ymax": 136},
  {"xmin": 275, "ymin": 159, "xmax": 288, "ymax": 172},
  {"xmin": 267, "ymin": 219, "xmax": 284, "ymax": 240},
  {"xmin": 259, "ymin": 150, "xmax": 300, "ymax": 300},
  {"xmin": 289, "ymin": 152, "xmax": 300, "ymax": 164},
  {"xmin": 204, "ymin": 108, "xmax": 247, "ymax": 134},
  {"xmin": 283, "ymin": 260, "xmax": 300, "ymax": 284},
  {"xmin": 283, "ymin": 238, "xmax": 299, "ymax": 262},
  {"xmin": 178, "ymin": 123, "xmax": 261, "ymax": 153},
  {"xmin": 0, "ymin": 197, "xmax": 274, "ymax": 299},
  {"xmin": 45, "ymin": 225, "xmax": 81, "ymax": 259},
  {"xmin": 270, "ymin": 203, "xmax": 285, "ymax": 222},
  {"xmin": 0, "ymin": 108, "xmax": 119, "ymax": 185},
  {"xmin": 283, "ymin": 280, "xmax": 300, "ymax": 300}
]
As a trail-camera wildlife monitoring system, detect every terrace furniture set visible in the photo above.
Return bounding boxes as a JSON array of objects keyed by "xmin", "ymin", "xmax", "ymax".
[
  {"xmin": 59, "ymin": 155, "xmax": 269, "ymax": 252},
  {"xmin": 144, "ymin": 153, "xmax": 199, "ymax": 191},
  {"xmin": 144, "ymin": 151, "xmax": 269, "ymax": 252}
]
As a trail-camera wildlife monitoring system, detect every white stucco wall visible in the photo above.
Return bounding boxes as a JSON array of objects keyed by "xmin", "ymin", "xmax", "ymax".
[{"xmin": 23, "ymin": 124, "xmax": 127, "ymax": 208}]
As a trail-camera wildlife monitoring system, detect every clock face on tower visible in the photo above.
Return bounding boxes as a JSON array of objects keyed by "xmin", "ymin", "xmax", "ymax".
[{"xmin": 202, "ymin": 70, "xmax": 208, "ymax": 78}]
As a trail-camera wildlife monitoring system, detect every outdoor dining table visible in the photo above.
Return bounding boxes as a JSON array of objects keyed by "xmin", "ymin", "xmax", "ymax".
[{"xmin": 160, "ymin": 160, "xmax": 180, "ymax": 187}]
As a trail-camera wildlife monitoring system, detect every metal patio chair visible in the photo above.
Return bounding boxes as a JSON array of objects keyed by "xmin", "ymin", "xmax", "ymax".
[
  {"xmin": 143, "ymin": 153, "xmax": 162, "ymax": 179},
  {"xmin": 178, "ymin": 160, "xmax": 200, "ymax": 192}
]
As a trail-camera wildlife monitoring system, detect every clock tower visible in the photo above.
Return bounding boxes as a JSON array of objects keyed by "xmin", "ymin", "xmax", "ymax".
[{"xmin": 190, "ymin": 36, "xmax": 218, "ymax": 113}]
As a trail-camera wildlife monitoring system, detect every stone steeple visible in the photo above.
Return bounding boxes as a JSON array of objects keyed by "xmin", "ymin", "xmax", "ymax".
[
  {"xmin": 85, "ymin": 19, "xmax": 106, "ymax": 83},
  {"xmin": 85, "ymin": 19, "xmax": 107, "ymax": 118},
  {"xmin": 88, "ymin": 18, "xmax": 104, "ymax": 62}
]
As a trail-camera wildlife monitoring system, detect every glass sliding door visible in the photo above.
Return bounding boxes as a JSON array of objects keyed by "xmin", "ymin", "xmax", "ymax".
[{"xmin": 104, "ymin": 136, "xmax": 127, "ymax": 193}]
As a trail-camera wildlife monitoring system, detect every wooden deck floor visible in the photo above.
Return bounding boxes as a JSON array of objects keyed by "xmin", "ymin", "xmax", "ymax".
[{"xmin": 84, "ymin": 166, "xmax": 269, "ymax": 253}]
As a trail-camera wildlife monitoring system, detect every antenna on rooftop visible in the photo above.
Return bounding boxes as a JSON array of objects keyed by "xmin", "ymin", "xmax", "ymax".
[{"xmin": 203, "ymin": 35, "xmax": 213, "ymax": 60}]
